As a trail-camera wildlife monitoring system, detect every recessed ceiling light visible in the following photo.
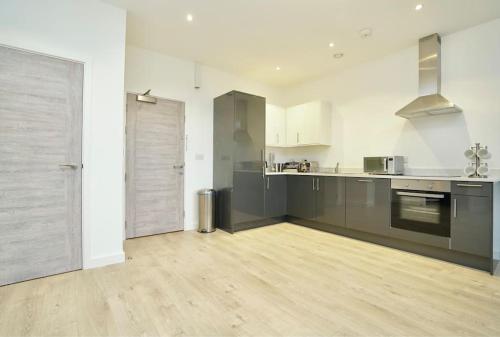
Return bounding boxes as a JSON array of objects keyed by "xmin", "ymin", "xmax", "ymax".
[
  {"xmin": 333, "ymin": 53, "xmax": 344, "ymax": 59},
  {"xmin": 275, "ymin": 66, "xmax": 281, "ymax": 71},
  {"xmin": 329, "ymin": 42, "xmax": 335, "ymax": 48},
  {"xmin": 359, "ymin": 28, "xmax": 373, "ymax": 39},
  {"xmin": 415, "ymin": 4, "xmax": 423, "ymax": 11},
  {"xmin": 186, "ymin": 13, "xmax": 193, "ymax": 22}
]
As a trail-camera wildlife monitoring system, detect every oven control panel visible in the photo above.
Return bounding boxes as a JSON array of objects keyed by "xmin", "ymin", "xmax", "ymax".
[{"xmin": 391, "ymin": 179, "xmax": 451, "ymax": 192}]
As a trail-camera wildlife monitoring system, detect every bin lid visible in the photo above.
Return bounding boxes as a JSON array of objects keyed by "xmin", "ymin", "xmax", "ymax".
[{"xmin": 198, "ymin": 189, "xmax": 215, "ymax": 195}]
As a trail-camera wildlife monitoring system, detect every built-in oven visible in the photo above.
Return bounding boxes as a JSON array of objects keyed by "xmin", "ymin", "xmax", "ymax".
[{"xmin": 391, "ymin": 179, "xmax": 451, "ymax": 237}]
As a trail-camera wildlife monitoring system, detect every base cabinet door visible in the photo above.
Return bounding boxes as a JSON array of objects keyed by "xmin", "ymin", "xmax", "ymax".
[
  {"xmin": 315, "ymin": 176, "xmax": 346, "ymax": 227},
  {"xmin": 265, "ymin": 175, "xmax": 287, "ymax": 218},
  {"xmin": 287, "ymin": 175, "xmax": 315, "ymax": 220},
  {"xmin": 346, "ymin": 177, "xmax": 390, "ymax": 235},
  {"xmin": 451, "ymin": 194, "xmax": 492, "ymax": 257}
]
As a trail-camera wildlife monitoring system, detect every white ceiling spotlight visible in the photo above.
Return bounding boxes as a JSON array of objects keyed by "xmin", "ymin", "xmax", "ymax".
[
  {"xmin": 359, "ymin": 28, "xmax": 373, "ymax": 39},
  {"xmin": 275, "ymin": 66, "xmax": 281, "ymax": 71},
  {"xmin": 186, "ymin": 13, "xmax": 193, "ymax": 22},
  {"xmin": 333, "ymin": 53, "xmax": 344, "ymax": 59},
  {"xmin": 329, "ymin": 42, "xmax": 335, "ymax": 48},
  {"xmin": 415, "ymin": 4, "xmax": 424, "ymax": 11}
]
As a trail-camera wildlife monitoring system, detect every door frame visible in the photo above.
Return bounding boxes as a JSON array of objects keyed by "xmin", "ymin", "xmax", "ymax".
[
  {"xmin": 125, "ymin": 92, "xmax": 186, "ymax": 238},
  {"xmin": 0, "ymin": 42, "xmax": 93, "ymax": 269}
]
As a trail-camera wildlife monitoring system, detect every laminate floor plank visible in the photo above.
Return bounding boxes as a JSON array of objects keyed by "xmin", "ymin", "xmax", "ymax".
[{"xmin": 1, "ymin": 223, "xmax": 500, "ymax": 337}]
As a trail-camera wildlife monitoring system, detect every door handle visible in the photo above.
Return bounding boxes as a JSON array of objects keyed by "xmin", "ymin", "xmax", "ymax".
[
  {"xmin": 267, "ymin": 177, "xmax": 270, "ymax": 190},
  {"xmin": 456, "ymin": 183, "xmax": 483, "ymax": 188},
  {"xmin": 173, "ymin": 164, "xmax": 184, "ymax": 169},
  {"xmin": 396, "ymin": 191, "xmax": 445, "ymax": 199},
  {"xmin": 453, "ymin": 199, "xmax": 457, "ymax": 218},
  {"xmin": 357, "ymin": 179, "xmax": 373, "ymax": 183},
  {"xmin": 312, "ymin": 178, "xmax": 315, "ymax": 190},
  {"xmin": 261, "ymin": 150, "xmax": 265, "ymax": 179},
  {"xmin": 59, "ymin": 163, "xmax": 78, "ymax": 169},
  {"xmin": 316, "ymin": 178, "xmax": 320, "ymax": 191}
]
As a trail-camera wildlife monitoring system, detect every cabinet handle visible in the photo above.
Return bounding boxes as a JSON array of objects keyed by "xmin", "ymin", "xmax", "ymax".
[
  {"xmin": 276, "ymin": 133, "xmax": 279, "ymax": 144},
  {"xmin": 357, "ymin": 179, "xmax": 373, "ymax": 183},
  {"xmin": 261, "ymin": 150, "xmax": 265, "ymax": 179},
  {"xmin": 456, "ymin": 183, "xmax": 483, "ymax": 188},
  {"xmin": 312, "ymin": 178, "xmax": 315, "ymax": 190},
  {"xmin": 296, "ymin": 132, "xmax": 299, "ymax": 144},
  {"xmin": 267, "ymin": 177, "xmax": 270, "ymax": 190},
  {"xmin": 453, "ymin": 198, "xmax": 457, "ymax": 218},
  {"xmin": 317, "ymin": 178, "xmax": 320, "ymax": 191}
]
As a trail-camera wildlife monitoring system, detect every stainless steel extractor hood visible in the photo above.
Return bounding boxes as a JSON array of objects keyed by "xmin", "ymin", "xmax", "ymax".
[{"xmin": 396, "ymin": 33, "xmax": 461, "ymax": 119}]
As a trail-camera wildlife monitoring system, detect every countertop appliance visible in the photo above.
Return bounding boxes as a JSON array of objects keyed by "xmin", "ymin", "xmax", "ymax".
[
  {"xmin": 282, "ymin": 161, "xmax": 300, "ymax": 172},
  {"xmin": 364, "ymin": 156, "xmax": 404, "ymax": 175},
  {"xmin": 395, "ymin": 34, "xmax": 461, "ymax": 119},
  {"xmin": 298, "ymin": 160, "xmax": 319, "ymax": 173},
  {"xmin": 391, "ymin": 179, "xmax": 451, "ymax": 237}
]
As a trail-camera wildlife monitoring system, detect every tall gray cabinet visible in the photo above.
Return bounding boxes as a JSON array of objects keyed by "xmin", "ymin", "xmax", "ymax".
[{"xmin": 213, "ymin": 91, "xmax": 266, "ymax": 233}]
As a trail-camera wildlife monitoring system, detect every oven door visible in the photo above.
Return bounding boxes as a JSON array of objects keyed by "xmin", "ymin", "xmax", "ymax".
[{"xmin": 391, "ymin": 190, "xmax": 451, "ymax": 237}]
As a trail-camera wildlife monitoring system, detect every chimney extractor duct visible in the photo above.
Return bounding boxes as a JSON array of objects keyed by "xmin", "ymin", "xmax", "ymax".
[{"xmin": 395, "ymin": 34, "xmax": 461, "ymax": 119}]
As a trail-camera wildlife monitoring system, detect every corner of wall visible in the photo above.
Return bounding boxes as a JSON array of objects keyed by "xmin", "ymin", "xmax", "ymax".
[{"xmin": 84, "ymin": 251, "xmax": 125, "ymax": 270}]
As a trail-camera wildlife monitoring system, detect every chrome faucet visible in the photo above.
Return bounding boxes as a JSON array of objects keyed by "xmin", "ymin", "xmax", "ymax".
[{"xmin": 334, "ymin": 162, "xmax": 340, "ymax": 173}]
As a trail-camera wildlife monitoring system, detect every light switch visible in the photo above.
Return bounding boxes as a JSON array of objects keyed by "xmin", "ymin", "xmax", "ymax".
[{"xmin": 195, "ymin": 154, "xmax": 204, "ymax": 160}]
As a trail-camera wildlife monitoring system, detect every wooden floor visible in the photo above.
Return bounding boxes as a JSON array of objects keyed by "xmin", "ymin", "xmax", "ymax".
[{"xmin": 1, "ymin": 223, "xmax": 500, "ymax": 337}]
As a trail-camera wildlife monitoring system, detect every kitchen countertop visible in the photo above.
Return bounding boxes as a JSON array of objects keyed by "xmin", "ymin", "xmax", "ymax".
[{"xmin": 266, "ymin": 171, "xmax": 500, "ymax": 182}]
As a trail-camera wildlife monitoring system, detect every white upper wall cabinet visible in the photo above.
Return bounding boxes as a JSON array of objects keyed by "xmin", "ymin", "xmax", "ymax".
[
  {"xmin": 286, "ymin": 101, "xmax": 331, "ymax": 146},
  {"xmin": 266, "ymin": 104, "xmax": 287, "ymax": 147}
]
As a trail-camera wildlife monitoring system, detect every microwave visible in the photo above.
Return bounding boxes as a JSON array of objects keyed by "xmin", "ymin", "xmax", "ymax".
[{"xmin": 363, "ymin": 156, "xmax": 404, "ymax": 175}]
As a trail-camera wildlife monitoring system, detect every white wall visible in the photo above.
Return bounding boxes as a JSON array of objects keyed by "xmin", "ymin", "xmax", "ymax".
[
  {"xmin": 0, "ymin": 0, "xmax": 127, "ymax": 268},
  {"xmin": 125, "ymin": 46, "xmax": 284, "ymax": 230},
  {"xmin": 275, "ymin": 19, "xmax": 500, "ymax": 174}
]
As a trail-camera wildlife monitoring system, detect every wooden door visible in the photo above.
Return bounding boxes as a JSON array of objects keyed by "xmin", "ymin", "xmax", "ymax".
[
  {"xmin": 126, "ymin": 94, "xmax": 184, "ymax": 238},
  {"xmin": 0, "ymin": 46, "xmax": 83, "ymax": 286}
]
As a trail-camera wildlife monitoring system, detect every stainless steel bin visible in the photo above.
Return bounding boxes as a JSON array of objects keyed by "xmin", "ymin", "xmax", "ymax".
[{"xmin": 198, "ymin": 189, "xmax": 215, "ymax": 233}]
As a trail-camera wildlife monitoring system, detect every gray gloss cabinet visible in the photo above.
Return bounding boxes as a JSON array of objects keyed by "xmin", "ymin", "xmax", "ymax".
[
  {"xmin": 346, "ymin": 177, "xmax": 391, "ymax": 235},
  {"xmin": 315, "ymin": 176, "xmax": 346, "ymax": 227},
  {"xmin": 265, "ymin": 175, "xmax": 287, "ymax": 218},
  {"xmin": 451, "ymin": 182, "xmax": 492, "ymax": 258},
  {"xmin": 213, "ymin": 91, "xmax": 266, "ymax": 233},
  {"xmin": 287, "ymin": 175, "xmax": 315, "ymax": 220},
  {"xmin": 287, "ymin": 175, "xmax": 345, "ymax": 227}
]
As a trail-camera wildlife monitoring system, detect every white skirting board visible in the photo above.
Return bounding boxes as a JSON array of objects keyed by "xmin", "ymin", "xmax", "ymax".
[{"xmin": 84, "ymin": 252, "xmax": 125, "ymax": 269}]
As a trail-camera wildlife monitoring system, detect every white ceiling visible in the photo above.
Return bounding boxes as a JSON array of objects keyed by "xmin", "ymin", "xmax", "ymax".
[{"xmin": 103, "ymin": 0, "xmax": 500, "ymax": 87}]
